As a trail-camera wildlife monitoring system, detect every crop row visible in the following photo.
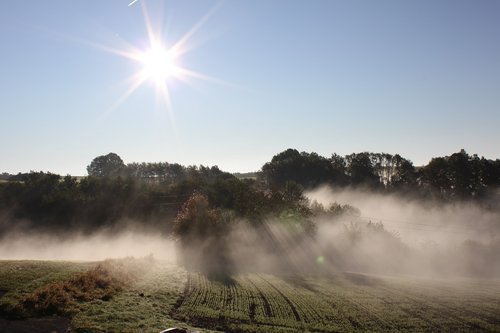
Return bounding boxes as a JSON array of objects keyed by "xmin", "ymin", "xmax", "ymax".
[{"xmin": 173, "ymin": 272, "xmax": 500, "ymax": 333}]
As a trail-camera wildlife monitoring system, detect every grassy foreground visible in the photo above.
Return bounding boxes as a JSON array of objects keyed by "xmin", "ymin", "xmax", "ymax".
[
  {"xmin": 175, "ymin": 272, "xmax": 500, "ymax": 332},
  {"xmin": 0, "ymin": 259, "xmax": 217, "ymax": 333},
  {"xmin": 1, "ymin": 260, "xmax": 500, "ymax": 333}
]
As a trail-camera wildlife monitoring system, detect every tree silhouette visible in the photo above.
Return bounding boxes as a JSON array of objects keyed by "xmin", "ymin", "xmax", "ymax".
[
  {"xmin": 345, "ymin": 152, "xmax": 380, "ymax": 187},
  {"xmin": 87, "ymin": 153, "xmax": 125, "ymax": 177}
]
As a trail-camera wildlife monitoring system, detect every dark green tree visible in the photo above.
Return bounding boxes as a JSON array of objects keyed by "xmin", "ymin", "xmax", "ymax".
[
  {"xmin": 418, "ymin": 149, "xmax": 494, "ymax": 199},
  {"xmin": 345, "ymin": 152, "xmax": 380, "ymax": 187},
  {"xmin": 87, "ymin": 153, "xmax": 125, "ymax": 177},
  {"xmin": 262, "ymin": 149, "xmax": 339, "ymax": 188}
]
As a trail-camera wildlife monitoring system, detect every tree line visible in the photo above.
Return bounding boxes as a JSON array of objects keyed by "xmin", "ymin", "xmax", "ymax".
[
  {"xmin": 1, "ymin": 149, "xmax": 499, "ymax": 276},
  {"xmin": 262, "ymin": 148, "xmax": 500, "ymax": 200},
  {"xmin": 0, "ymin": 153, "xmax": 309, "ymax": 236},
  {"xmin": 0, "ymin": 148, "xmax": 499, "ymax": 237}
]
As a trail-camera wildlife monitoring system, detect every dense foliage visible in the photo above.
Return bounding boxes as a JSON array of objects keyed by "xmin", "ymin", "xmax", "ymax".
[
  {"xmin": 1, "ymin": 149, "xmax": 499, "ymax": 237},
  {"xmin": 262, "ymin": 148, "xmax": 500, "ymax": 199}
]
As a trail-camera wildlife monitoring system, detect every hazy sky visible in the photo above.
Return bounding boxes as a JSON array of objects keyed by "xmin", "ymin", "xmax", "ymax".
[{"xmin": 1, "ymin": 0, "xmax": 499, "ymax": 175}]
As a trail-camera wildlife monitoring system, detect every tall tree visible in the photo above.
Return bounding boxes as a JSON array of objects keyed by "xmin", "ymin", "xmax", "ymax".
[
  {"xmin": 345, "ymin": 152, "xmax": 380, "ymax": 187},
  {"xmin": 262, "ymin": 149, "xmax": 338, "ymax": 188},
  {"xmin": 87, "ymin": 153, "xmax": 125, "ymax": 177}
]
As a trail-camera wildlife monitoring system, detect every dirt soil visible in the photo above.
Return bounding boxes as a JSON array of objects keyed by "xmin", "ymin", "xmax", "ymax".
[{"xmin": 0, "ymin": 316, "xmax": 70, "ymax": 333}]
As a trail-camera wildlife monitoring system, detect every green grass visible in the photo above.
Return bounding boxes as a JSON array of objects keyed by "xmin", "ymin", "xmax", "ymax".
[
  {"xmin": 1, "ymin": 260, "xmax": 500, "ymax": 333},
  {"xmin": 0, "ymin": 259, "xmax": 218, "ymax": 333},
  {"xmin": 173, "ymin": 272, "xmax": 500, "ymax": 333},
  {"xmin": 0, "ymin": 260, "xmax": 92, "ymax": 309},
  {"xmin": 71, "ymin": 262, "xmax": 218, "ymax": 333}
]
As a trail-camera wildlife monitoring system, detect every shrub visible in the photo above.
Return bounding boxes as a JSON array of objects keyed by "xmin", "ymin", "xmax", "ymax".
[{"xmin": 13, "ymin": 258, "xmax": 146, "ymax": 317}]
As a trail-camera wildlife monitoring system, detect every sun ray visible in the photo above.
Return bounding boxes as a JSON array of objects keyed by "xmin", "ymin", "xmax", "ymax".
[
  {"xmin": 170, "ymin": 1, "xmax": 224, "ymax": 57},
  {"xmin": 175, "ymin": 67, "xmax": 241, "ymax": 89},
  {"xmin": 26, "ymin": 2, "xmax": 235, "ymax": 128},
  {"xmin": 98, "ymin": 73, "xmax": 148, "ymax": 121},
  {"xmin": 30, "ymin": 23, "xmax": 144, "ymax": 63},
  {"xmin": 156, "ymin": 80, "xmax": 173, "ymax": 117},
  {"xmin": 81, "ymin": 0, "xmax": 234, "ymax": 122},
  {"xmin": 140, "ymin": 0, "xmax": 158, "ymax": 52},
  {"xmin": 108, "ymin": 2, "xmax": 221, "ymax": 115}
]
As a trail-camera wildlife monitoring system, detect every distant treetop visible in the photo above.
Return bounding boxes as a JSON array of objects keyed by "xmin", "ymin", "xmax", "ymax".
[{"xmin": 86, "ymin": 153, "xmax": 125, "ymax": 177}]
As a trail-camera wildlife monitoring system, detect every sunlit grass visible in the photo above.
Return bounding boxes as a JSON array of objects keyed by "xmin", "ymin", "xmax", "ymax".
[
  {"xmin": 0, "ymin": 259, "xmax": 219, "ymax": 333},
  {"xmin": 0, "ymin": 260, "xmax": 92, "ymax": 311},
  {"xmin": 174, "ymin": 272, "xmax": 500, "ymax": 332},
  {"xmin": 2, "ymin": 260, "xmax": 499, "ymax": 333}
]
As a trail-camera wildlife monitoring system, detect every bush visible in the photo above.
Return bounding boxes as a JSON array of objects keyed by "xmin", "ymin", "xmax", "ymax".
[{"xmin": 13, "ymin": 258, "xmax": 146, "ymax": 317}]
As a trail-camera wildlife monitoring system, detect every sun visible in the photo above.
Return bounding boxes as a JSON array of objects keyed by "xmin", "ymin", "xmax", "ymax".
[
  {"xmin": 92, "ymin": 1, "xmax": 225, "ymax": 118},
  {"xmin": 138, "ymin": 45, "xmax": 180, "ymax": 84}
]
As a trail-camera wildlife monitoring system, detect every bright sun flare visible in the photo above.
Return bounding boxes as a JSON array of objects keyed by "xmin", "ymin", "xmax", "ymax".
[
  {"xmin": 95, "ymin": 2, "xmax": 224, "ymax": 117},
  {"xmin": 139, "ymin": 46, "xmax": 180, "ymax": 84}
]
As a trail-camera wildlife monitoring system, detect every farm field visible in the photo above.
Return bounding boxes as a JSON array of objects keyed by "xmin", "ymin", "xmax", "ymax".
[
  {"xmin": 1, "ymin": 260, "xmax": 500, "ymax": 332},
  {"xmin": 174, "ymin": 272, "xmax": 500, "ymax": 333},
  {"xmin": 0, "ymin": 260, "xmax": 217, "ymax": 333}
]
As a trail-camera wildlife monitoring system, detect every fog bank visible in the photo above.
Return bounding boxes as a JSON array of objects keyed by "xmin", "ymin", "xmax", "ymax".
[
  {"xmin": 307, "ymin": 186, "xmax": 500, "ymax": 246},
  {"xmin": 0, "ymin": 231, "xmax": 176, "ymax": 261}
]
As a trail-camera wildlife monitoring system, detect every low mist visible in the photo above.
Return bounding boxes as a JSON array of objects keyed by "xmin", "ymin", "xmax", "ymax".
[
  {"xmin": 178, "ymin": 186, "xmax": 500, "ymax": 279},
  {"xmin": 0, "ymin": 230, "xmax": 176, "ymax": 262},
  {"xmin": 307, "ymin": 186, "xmax": 500, "ymax": 246},
  {"xmin": 304, "ymin": 186, "xmax": 500, "ymax": 277},
  {"xmin": 2, "ymin": 186, "xmax": 499, "ymax": 279}
]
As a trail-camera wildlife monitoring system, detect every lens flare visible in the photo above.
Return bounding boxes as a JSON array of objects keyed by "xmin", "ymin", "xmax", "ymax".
[
  {"xmin": 139, "ymin": 46, "xmax": 179, "ymax": 84},
  {"xmin": 89, "ymin": 1, "xmax": 226, "ymax": 119}
]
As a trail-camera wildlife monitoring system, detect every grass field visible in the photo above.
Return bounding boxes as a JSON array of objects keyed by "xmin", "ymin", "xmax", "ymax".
[
  {"xmin": 174, "ymin": 272, "xmax": 500, "ymax": 333},
  {"xmin": 1, "ymin": 260, "xmax": 499, "ymax": 333},
  {"xmin": 0, "ymin": 259, "xmax": 217, "ymax": 333}
]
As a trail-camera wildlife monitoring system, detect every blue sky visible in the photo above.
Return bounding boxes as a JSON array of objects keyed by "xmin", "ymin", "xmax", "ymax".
[{"xmin": 1, "ymin": 0, "xmax": 499, "ymax": 175}]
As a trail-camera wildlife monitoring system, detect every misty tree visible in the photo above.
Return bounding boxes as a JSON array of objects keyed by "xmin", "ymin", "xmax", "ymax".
[
  {"xmin": 174, "ymin": 192, "xmax": 218, "ymax": 239},
  {"xmin": 174, "ymin": 192, "xmax": 234, "ymax": 277},
  {"xmin": 0, "ymin": 172, "xmax": 11, "ymax": 180},
  {"xmin": 207, "ymin": 177, "xmax": 267, "ymax": 220},
  {"xmin": 87, "ymin": 153, "xmax": 125, "ymax": 177},
  {"xmin": 3, "ymin": 148, "xmax": 500, "ymax": 240}
]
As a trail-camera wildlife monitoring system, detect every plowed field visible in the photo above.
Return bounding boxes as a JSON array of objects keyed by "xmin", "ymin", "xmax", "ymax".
[{"xmin": 1, "ymin": 261, "xmax": 500, "ymax": 332}]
